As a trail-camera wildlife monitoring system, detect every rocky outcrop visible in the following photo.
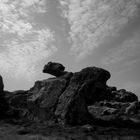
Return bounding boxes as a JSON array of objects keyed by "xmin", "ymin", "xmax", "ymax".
[
  {"xmin": 0, "ymin": 62, "xmax": 140, "ymax": 128},
  {"xmin": 55, "ymin": 67, "xmax": 111, "ymax": 125}
]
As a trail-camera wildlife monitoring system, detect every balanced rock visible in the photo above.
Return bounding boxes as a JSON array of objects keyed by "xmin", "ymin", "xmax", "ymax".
[
  {"xmin": 7, "ymin": 90, "xmax": 28, "ymax": 117},
  {"xmin": 43, "ymin": 62, "xmax": 67, "ymax": 77},
  {"xmin": 9, "ymin": 65, "xmax": 110, "ymax": 125}
]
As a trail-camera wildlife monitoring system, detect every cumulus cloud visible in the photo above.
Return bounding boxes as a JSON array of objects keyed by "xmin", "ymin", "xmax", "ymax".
[
  {"xmin": 102, "ymin": 31, "xmax": 140, "ymax": 65},
  {"xmin": 0, "ymin": 0, "xmax": 56, "ymax": 79},
  {"xmin": 60, "ymin": 0, "xmax": 140, "ymax": 59}
]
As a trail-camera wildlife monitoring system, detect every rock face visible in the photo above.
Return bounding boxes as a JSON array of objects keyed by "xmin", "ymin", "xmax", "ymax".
[
  {"xmin": 27, "ymin": 78, "xmax": 68, "ymax": 123},
  {"xmin": 55, "ymin": 67, "xmax": 111, "ymax": 125},
  {"xmin": 0, "ymin": 62, "xmax": 140, "ymax": 128}
]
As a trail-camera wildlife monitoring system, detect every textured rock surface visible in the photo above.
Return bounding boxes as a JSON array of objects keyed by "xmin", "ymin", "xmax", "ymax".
[
  {"xmin": 27, "ymin": 77, "xmax": 69, "ymax": 123},
  {"xmin": 88, "ymin": 100, "xmax": 140, "ymax": 127},
  {"xmin": 55, "ymin": 67, "xmax": 111, "ymax": 125},
  {"xmin": 6, "ymin": 90, "xmax": 28, "ymax": 118}
]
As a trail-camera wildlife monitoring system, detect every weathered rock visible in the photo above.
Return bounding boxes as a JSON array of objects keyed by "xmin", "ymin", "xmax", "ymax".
[
  {"xmin": 26, "ymin": 77, "xmax": 70, "ymax": 123},
  {"xmin": 125, "ymin": 101, "xmax": 140, "ymax": 115},
  {"xmin": 55, "ymin": 67, "xmax": 111, "ymax": 125},
  {"xmin": 81, "ymin": 124, "xmax": 94, "ymax": 132},
  {"xmin": 43, "ymin": 62, "xmax": 67, "ymax": 77},
  {"xmin": 112, "ymin": 89, "xmax": 138, "ymax": 102},
  {"xmin": 88, "ymin": 101, "xmax": 140, "ymax": 127},
  {"xmin": 6, "ymin": 90, "xmax": 28, "ymax": 117},
  {"xmin": 101, "ymin": 107, "xmax": 118, "ymax": 115}
]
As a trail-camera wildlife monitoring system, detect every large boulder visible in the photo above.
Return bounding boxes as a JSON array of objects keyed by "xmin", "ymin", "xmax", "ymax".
[
  {"xmin": 43, "ymin": 62, "xmax": 67, "ymax": 77},
  {"xmin": 26, "ymin": 77, "xmax": 70, "ymax": 123},
  {"xmin": 55, "ymin": 67, "xmax": 111, "ymax": 125}
]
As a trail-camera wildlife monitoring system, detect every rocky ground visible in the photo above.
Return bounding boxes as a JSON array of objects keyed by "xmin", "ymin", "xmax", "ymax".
[
  {"xmin": 0, "ymin": 62, "xmax": 140, "ymax": 140},
  {"xmin": 0, "ymin": 120, "xmax": 140, "ymax": 140}
]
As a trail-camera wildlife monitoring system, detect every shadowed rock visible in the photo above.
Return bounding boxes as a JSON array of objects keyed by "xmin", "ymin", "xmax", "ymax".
[
  {"xmin": 88, "ymin": 100, "xmax": 140, "ymax": 127},
  {"xmin": 55, "ymin": 67, "xmax": 111, "ymax": 125},
  {"xmin": 43, "ymin": 62, "xmax": 67, "ymax": 77},
  {"xmin": 27, "ymin": 77, "xmax": 69, "ymax": 123},
  {"xmin": 111, "ymin": 89, "xmax": 138, "ymax": 102},
  {"xmin": 125, "ymin": 101, "xmax": 140, "ymax": 115}
]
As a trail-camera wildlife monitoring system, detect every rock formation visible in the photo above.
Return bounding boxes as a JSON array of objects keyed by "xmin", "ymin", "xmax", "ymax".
[{"xmin": 1, "ymin": 62, "xmax": 140, "ymax": 128}]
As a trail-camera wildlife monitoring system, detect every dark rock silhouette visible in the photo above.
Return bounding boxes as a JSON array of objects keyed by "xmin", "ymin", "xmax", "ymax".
[
  {"xmin": 0, "ymin": 75, "xmax": 9, "ymax": 118},
  {"xmin": 0, "ymin": 75, "xmax": 4, "ymax": 94},
  {"xmin": 1, "ymin": 62, "xmax": 140, "ymax": 129},
  {"xmin": 43, "ymin": 62, "xmax": 67, "ymax": 77}
]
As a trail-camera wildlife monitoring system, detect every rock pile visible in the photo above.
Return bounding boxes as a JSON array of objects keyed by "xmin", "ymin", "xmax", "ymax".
[{"xmin": 0, "ymin": 62, "xmax": 140, "ymax": 128}]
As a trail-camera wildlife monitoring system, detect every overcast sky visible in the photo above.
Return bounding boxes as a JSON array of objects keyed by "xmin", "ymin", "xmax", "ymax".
[{"xmin": 0, "ymin": 0, "xmax": 140, "ymax": 98}]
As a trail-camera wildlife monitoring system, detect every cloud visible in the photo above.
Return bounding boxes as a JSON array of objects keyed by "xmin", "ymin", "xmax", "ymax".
[
  {"xmin": 0, "ymin": 29, "xmax": 56, "ymax": 79},
  {"xmin": 102, "ymin": 31, "xmax": 140, "ymax": 65},
  {"xmin": 0, "ymin": 0, "xmax": 47, "ymax": 36},
  {"xmin": 0, "ymin": 0, "xmax": 57, "ymax": 79},
  {"xmin": 60, "ymin": 0, "xmax": 140, "ymax": 59}
]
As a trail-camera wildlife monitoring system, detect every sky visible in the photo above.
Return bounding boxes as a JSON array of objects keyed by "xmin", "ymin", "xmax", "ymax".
[{"xmin": 0, "ymin": 0, "xmax": 140, "ymax": 98}]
